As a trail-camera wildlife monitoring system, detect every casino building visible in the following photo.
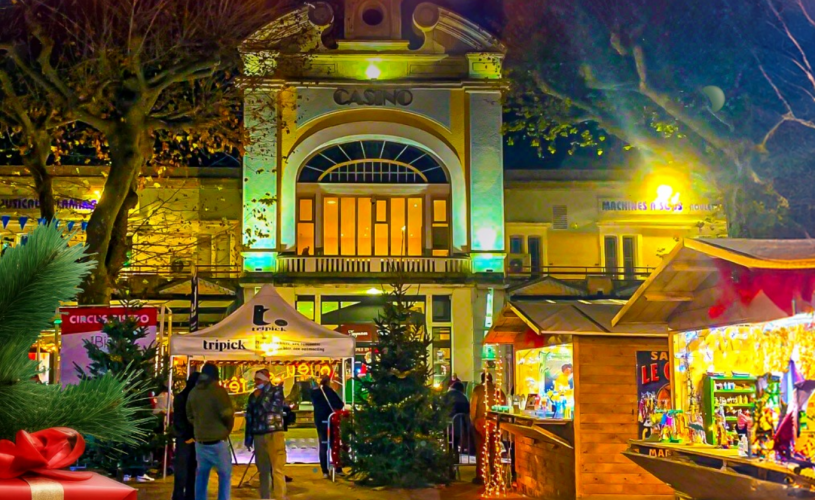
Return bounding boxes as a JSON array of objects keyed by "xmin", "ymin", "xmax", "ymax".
[
  {"xmin": 239, "ymin": 0, "xmax": 508, "ymax": 383},
  {"xmin": 0, "ymin": 0, "xmax": 728, "ymax": 388}
]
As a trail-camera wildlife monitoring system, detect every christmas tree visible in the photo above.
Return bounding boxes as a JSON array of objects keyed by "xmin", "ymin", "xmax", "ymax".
[
  {"xmin": 344, "ymin": 284, "xmax": 453, "ymax": 487},
  {"xmin": 0, "ymin": 223, "xmax": 149, "ymax": 443},
  {"xmin": 76, "ymin": 311, "xmax": 163, "ymax": 474}
]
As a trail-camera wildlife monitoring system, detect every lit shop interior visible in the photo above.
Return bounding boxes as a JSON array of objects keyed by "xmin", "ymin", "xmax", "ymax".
[
  {"xmin": 513, "ymin": 342, "xmax": 575, "ymax": 419},
  {"xmin": 670, "ymin": 315, "xmax": 815, "ymax": 448}
]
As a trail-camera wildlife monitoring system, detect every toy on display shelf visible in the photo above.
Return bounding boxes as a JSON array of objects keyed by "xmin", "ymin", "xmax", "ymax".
[
  {"xmin": 752, "ymin": 374, "xmax": 780, "ymax": 460},
  {"xmin": 703, "ymin": 374, "xmax": 758, "ymax": 445},
  {"xmin": 645, "ymin": 410, "xmax": 689, "ymax": 443}
]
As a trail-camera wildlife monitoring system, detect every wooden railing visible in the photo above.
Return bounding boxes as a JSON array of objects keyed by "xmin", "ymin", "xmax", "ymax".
[{"xmin": 276, "ymin": 255, "xmax": 472, "ymax": 275}]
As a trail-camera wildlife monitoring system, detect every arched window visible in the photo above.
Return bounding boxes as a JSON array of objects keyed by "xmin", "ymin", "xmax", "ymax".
[
  {"xmin": 298, "ymin": 140, "xmax": 448, "ymax": 184},
  {"xmin": 296, "ymin": 140, "xmax": 451, "ymax": 258}
]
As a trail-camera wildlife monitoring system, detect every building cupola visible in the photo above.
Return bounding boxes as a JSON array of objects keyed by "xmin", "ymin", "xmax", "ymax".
[{"xmin": 344, "ymin": 0, "xmax": 403, "ymax": 40}]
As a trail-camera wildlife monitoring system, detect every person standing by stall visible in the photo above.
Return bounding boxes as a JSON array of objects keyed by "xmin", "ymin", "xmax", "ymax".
[
  {"xmin": 312, "ymin": 374, "xmax": 345, "ymax": 479},
  {"xmin": 245, "ymin": 369, "xmax": 287, "ymax": 500},
  {"xmin": 173, "ymin": 372, "xmax": 199, "ymax": 500},
  {"xmin": 470, "ymin": 371, "xmax": 505, "ymax": 485},
  {"xmin": 187, "ymin": 363, "xmax": 234, "ymax": 500},
  {"xmin": 447, "ymin": 381, "xmax": 472, "ymax": 457}
]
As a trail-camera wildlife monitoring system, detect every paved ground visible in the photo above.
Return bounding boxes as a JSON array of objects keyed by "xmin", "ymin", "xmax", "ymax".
[{"xmin": 133, "ymin": 464, "xmax": 522, "ymax": 500}]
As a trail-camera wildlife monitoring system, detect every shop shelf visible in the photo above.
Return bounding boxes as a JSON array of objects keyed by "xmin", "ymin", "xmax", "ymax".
[{"xmin": 713, "ymin": 390, "xmax": 755, "ymax": 394}]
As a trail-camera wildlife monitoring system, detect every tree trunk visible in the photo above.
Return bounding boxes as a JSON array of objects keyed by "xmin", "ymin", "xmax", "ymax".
[
  {"xmin": 717, "ymin": 162, "xmax": 802, "ymax": 239},
  {"xmin": 79, "ymin": 119, "xmax": 150, "ymax": 305},
  {"xmin": 106, "ymin": 185, "xmax": 138, "ymax": 283},
  {"xmin": 22, "ymin": 132, "xmax": 56, "ymax": 222}
]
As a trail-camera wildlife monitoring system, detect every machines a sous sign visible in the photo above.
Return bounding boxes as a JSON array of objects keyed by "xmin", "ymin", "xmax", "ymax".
[{"xmin": 251, "ymin": 305, "xmax": 289, "ymax": 332}]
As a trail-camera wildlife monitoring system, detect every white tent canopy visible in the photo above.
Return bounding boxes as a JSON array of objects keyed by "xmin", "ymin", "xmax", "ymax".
[{"xmin": 170, "ymin": 285, "xmax": 355, "ymax": 360}]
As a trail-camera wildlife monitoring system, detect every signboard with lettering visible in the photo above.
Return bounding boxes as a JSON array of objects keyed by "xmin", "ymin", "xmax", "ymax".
[
  {"xmin": 600, "ymin": 185, "xmax": 719, "ymax": 214},
  {"xmin": 0, "ymin": 197, "xmax": 97, "ymax": 211},
  {"xmin": 336, "ymin": 323, "xmax": 379, "ymax": 343},
  {"xmin": 333, "ymin": 88, "xmax": 413, "ymax": 107},
  {"xmin": 59, "ymin": 307, "xmax": 158, "ymax": 385},
  {"xmin": 636, "ymin": 350, "xmax": 672, "ymax": 439},
  {"xmin": 600, "ymin": 200, "xmax": 719, "ymax": 213}
]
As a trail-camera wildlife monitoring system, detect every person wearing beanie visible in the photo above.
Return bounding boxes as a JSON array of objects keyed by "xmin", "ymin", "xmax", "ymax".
[
  {"xmin": 245, "ymin": 369, "xmax": 287, "ymax": 500},
  {"xmin": 186, "ymin": 363, "xmax": 234, "ymax": 500}
]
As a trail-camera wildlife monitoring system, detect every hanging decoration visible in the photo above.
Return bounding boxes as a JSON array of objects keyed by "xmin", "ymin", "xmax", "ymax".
[
  {"xmin": 37, "ymin": 218, "xmax": 47, "ymax": 226},
  {"xmin": 18, "ymin": 217, "xmax": 28, "ymax": 230},
  {"xmin": 67, "ymin": 221, "xmax": 76, "ymax": 231},
  {"xmin": 81, "ymin": 221, "xmax": 88, "ymax": 231},
  {"xmin": 1, "ymin": 215, "xmax": 9, "ymax": 229},
  {"xmin": 709, "ymin": 260, "xmax": 815, "ymax": 319}
]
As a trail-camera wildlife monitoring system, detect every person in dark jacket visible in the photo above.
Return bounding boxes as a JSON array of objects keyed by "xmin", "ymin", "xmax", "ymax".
[
  {"xmin": 245, "ymin": 369, "xmax": 287, "ymax": 500},
  {"xmin": 173, "ymin": 372, "xmax": 199, "ymax": 500},
  {"xmin": 446, "ymin": 381, "xmax": 472, "ymax": 457},
  {"xmin": 187, "ymin": 363, "xmax": 234, "ymax": 500},
  {"xmin": 311, "ymin": 375, "xmax": 344, "ymax": 478}
]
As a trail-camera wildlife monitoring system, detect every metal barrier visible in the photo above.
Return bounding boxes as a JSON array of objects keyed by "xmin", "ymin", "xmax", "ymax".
[
  {"xmin": 447, "ymin": 414, "xmax": 515, "ymax": 485},
  {"xmin": 447, "ymin": 413, "xmax": 476, "ymax": 480}
]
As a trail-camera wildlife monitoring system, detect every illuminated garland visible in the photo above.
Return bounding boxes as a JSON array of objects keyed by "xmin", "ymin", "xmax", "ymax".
[{"xmin": 484, "ymin": 358, "xmax": 507, "ymax": 497}]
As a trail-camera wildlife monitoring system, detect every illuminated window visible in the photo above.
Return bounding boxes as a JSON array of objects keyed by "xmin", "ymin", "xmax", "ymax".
[
  {"xmin": 390, "ymin": 198, "xmax": 406, "ymax": 256},
  {"xmin": 341, "ymin": 198, "xmax": 356, "ymax": 256},
  {"xmin": 407, "ymin": 198, "xmax": 423, "ymax": 256},
  {"xmin": 297, "ymin": 198, "xmax": 315, "ymax": 256},
  {"xmin": 324, "ymin": 198, "xmax": 339, "ymax": 255},
  {"xmin": 296, "ymin": 296, "xmax": 315, "ymax": 320},
  {"xmin": 375, "ymin": 199, "xmax": 389, "ymax": 256},
  {"xmin": 358, "ymin": 198, "xmax": 372, "ymax": 256},
  {"xmin": 432, "ymin": 199, "xmax": 449, "ymax": 257}
]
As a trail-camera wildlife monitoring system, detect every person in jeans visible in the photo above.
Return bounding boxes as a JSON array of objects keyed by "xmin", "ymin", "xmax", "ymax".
[
  {"xmin": 173, "ymin": 372, "xmax": 199, "ymax": 500},
  {"xmin": 187, "ymin": 363, "xmax": 234, "ymax": 500},
  {"xmin": 245, "ymin": 369, "xmax": 287, "ymax": 500},
  {"xmin": 311, "ymin": 375, "xmax": 344, "ymax": 479}
]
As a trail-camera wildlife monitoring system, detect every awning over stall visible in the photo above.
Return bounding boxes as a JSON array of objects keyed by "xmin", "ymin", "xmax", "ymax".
[
  {"xmin": 612, "ymin": 238, "xmax": 815, "ymax": 331},
  {"xmin": 485, "ymin": 300, "xmax": 667, "ymax": 345},
  {"xmin": 170, "ymin": 285, "xmax": 355, "ymax": 360}
]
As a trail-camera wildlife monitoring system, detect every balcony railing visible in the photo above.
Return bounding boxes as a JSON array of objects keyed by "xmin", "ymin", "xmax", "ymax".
[
  {"xmin": 276, "ymin": 255, "xmax": 472, "ymax": 276},
  {"xmin": 506, "ymin": 264, "xmax": 655, "ymax": 281},
  {"xmin": 120, "ymin": 264, "xmax": 241, "ymax": 279}
]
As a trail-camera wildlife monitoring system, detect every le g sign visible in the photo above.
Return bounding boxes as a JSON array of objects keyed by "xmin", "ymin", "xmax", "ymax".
[{"xmin": 334, "ymin": 89, "xmax": 413, "ymax": 107}]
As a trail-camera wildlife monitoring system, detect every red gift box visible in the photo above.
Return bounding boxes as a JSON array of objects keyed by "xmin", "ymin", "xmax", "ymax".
[
  {"xmin": 0, "ymin": 427, "xmax": 136, "ymax": 500},
  {"xmin": 0, "ymin": 472, "xmax": 137, "ymax": 500}
]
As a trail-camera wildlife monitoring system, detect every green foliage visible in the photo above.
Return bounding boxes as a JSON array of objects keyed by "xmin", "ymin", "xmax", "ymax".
[
  {"xmin": 343, "ymin": 284, "xmax": 453, "ymax": 488},
  {"xmin": 76, "ymin": 311, "xmax": 163, "ymax": 473},
  {"xmin": 0, "ymin": 223, "xmax": 147, "ymax": 445}
]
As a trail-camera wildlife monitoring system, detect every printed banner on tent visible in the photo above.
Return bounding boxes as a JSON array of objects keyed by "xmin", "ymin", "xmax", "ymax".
[{"xmin": 59, "ymin": 307, "xmax": 158, "ymax": 385}]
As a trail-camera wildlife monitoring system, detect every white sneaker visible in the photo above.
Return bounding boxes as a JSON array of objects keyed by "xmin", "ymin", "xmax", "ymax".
[
  {"xmin": 323, "ymin": 473, "xmax": 330, "ymax": 479},
  {"xmin": 122, "ymin": 475, "xmax": 131, "ymax": 482},
  {"xmin": 136, "ymin": 474, "xmax": 155, "ymax": 482}
]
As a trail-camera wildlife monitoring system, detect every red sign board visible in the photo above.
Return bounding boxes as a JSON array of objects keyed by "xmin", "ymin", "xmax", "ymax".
[{"xmin": 59, "ymin": 307, "xmax": 158, "ymax": 385}]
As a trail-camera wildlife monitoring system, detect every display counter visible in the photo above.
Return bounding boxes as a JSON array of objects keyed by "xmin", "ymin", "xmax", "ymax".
[
  {"xmin": 624, "ymin": 440, "xmax": 815, "ymax": 500},
  {"xmin": 488, "ymin": 410, "xmax": 575, "ymax": 500}
]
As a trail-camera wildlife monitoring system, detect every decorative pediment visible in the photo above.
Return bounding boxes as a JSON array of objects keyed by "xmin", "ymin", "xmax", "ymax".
[
  {"xmin": 413, "ymin": 2, "xmax": 506, "ymax": 54},
  {"xmin": 241, "ymin": 3, "xmax": 335, "ymax": 76}
]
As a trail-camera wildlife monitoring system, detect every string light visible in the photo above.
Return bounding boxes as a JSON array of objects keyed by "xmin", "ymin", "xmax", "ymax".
[{"xmin": 484, "ymin": 357, "xmax": 507, "ymax": 497}]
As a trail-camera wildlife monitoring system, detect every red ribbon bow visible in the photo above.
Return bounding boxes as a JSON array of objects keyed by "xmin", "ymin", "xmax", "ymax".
[{"xmin": 0, "ymin": 427, "xmax": 92, "ymax": 481}]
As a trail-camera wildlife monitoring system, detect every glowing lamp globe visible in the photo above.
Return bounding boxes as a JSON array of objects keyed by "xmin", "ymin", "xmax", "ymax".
[{"xmin": 365, "ymin": 63, "xmax": 381, "ymax": 80}]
